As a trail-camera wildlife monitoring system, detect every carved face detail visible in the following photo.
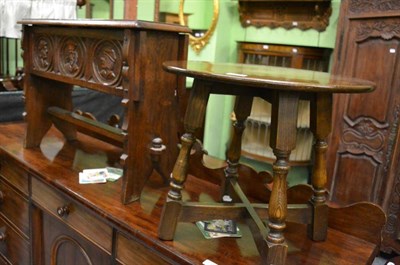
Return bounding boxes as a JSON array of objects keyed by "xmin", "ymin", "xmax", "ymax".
[
  {"xmin": 99, "ymin": 48, "xmax": 117, "ymax": 79},
  {"xmin": 33, "ymin": 36, "xmax": 53, "ymax": 71},
  {"xmin": 59, "ymin": 38, "xmax": 84, "ymax": 77},
  {"xmin": 93, "ymin": 40, "xmax": 122, "ymax": 86},
  {"xmin": 64, "ymin": 42, "xmax": 79, "ymax": 74},
  {"xmin": 38, "ymin": 40, "xmax": 49, "ymax": 67}
]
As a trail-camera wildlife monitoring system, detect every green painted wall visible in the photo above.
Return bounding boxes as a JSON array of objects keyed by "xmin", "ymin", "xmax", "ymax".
[
  {"xmin": 201, "ymin": 0, "xmax": 240, "ymax": 160},
  {"xmin": 1, "ymin": 39, "xmax": 21, "ymax": 77},
  {"xmin": 77, "ymin": 0, "xmax": 124, "ymax": 19},
  {"xmin": 137, "ymin": 0, "xmax": 156, "ymax": 20}
]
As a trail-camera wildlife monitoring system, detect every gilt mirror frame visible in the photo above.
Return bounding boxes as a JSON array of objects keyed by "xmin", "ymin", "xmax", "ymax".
[{"xmin": 178, "ymin": 0, "xmax": 219, "ymax": 54}]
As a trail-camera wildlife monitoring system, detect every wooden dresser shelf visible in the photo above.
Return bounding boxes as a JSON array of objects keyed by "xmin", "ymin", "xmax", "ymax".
[
  {"xmin": 238, "ymin": 0, "xmax": 332, "ymax": 31},
  {"xmin": 0, "ymin": 122, "xmax": 384, "ymax": 264}
]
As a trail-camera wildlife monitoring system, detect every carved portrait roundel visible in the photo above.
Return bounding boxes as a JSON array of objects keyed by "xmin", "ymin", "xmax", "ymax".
[
  {"xmin": 59, "ymin": 37, "xmax": 85, "ymax": 78},
  {"xmin": 92, "ymin": 40, "xmax": 122, "ymax": 86},
  {"xmin": 33, "ymin": 35, "xmax": 53, "ymax": 72}
]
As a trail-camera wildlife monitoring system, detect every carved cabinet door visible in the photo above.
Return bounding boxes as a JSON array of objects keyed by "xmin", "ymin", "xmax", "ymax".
[
  {"xmin": 42, "ymin": 213, "xmax": 111, "ymax": 265},
  {"xmin": 327, "ymin": 0, "xmax": 400, "ymax": 254}
]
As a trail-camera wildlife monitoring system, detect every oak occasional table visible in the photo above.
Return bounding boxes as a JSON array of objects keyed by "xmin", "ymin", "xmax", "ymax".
[
  {"xmin": 158, "ymin": 61, "xmax": 376, "ymax": 264},
  {"xmin": 19, "ymin": 19, "xmax": 191, "ymax": 204}
]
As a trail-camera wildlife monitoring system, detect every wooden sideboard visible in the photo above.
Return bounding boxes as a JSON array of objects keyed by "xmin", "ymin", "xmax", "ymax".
[
  {"xmin": 326, "ymin": 0, "xmax": 400, "ymax": 254},
  {"xmin": 0, "ymin": 123, "xmax": 386, "ymax": 265}
]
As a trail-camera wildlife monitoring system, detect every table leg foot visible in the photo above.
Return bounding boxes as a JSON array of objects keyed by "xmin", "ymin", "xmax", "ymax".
[
  {"xmin": 308, "ymin": 202, "xmax": 328, "ymax": 241},
  {"xmin": 158, "ymin": 200, "xmax": 182, "ymax": 240},
  {"xmin": 308, "ymin": 139, "xmax": 329, "ymax": 241},
  {"xmin": 158, "ymin": 132, "xmax": 195, "ymax": 240},
  {"xmin": 265, "ymin": 240, "xmax": 288, "ymax": 265}
]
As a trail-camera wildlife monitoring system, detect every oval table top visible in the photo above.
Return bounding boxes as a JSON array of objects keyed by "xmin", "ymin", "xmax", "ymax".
[{"xmin": 163, "ymin": 61, "xmax": 376, "ymax": 94}]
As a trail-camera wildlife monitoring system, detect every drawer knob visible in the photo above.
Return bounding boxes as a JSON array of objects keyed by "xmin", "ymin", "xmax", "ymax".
[
  {"xmin": 0, "ymin": 191, "xmax": 4, "ymax": 204},
  {"xmin": 56, "ymin": 205, "xmax": 70, "ymax": 218}
]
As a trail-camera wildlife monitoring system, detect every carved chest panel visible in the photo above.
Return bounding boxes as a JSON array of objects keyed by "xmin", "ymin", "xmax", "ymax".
[
  {"xmin": 31, "ymin": 28, "xmax": 124, "ymax": 90},
  {"xmin": 327, "ymin": 0, "xmax": 400, "ymax": 254}
]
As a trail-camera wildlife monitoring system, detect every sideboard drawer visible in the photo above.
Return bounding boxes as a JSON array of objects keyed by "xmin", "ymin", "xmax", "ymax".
[
  {"xmin": 0, "ymin": 216, "xmax": 30, "ymax": 265},
  {"xmin": 116, "ymin": 232, "xmax": 170, "ymax": 265},
  {"xmin": 31, "ymin": 177, "xmax": 112, "ymax": 254},
  {"xmin": 0, "ymin": 158, "xmax": 29, "ymax": 196},
  {"xmin": 0, "ymin": 178, "xmax": 29, "ymax": 237}
]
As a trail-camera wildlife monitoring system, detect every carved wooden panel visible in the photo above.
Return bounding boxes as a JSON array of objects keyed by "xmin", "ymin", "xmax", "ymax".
[
  {"xmin": 330, "ymin": 20, "xmax": 400, "ymax": 202},
  {"xmin": 328, "ymin": 0, "xmax": 400, "ymax": 254},
  {"xmin": 31, "ymin": 28, "xmax": 124, "ymax": 93},
  {"xmin": 42, "ymin": 212, "xmax": 111, "ymax": 265},
  {"xmin": 349, "ymin": 0, "xmax": 400, "ymax": 13},
  {"xmin": 92, "ymin": 40, "xmax": 122, "ymax": 86},
  {"xmin": 238, "ymin": 0, "xmax": 332, "ymax": 32}
]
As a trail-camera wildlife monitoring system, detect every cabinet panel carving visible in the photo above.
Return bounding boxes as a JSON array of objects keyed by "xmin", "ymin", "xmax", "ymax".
[
  {"xmin": 32, "ymin": 177, "xmax": 113, "ymax": 253},
  {"xmin": 328, "ymin": 0, "xmax": 400, "ymax": 254},
  {"xmin": 356, "ymin": 21, "xmax": 400, "ymax": 41},
  {"xmin": 42, "ymin": 213, "xmax": 111, "ymax": 265},
  {"xmin": 59, "ymin": 37, "xmax": 86, "ymax": 78},
  {"xmin": 34, "ymin": 35, "xmax": 53, "ymax": 72},
  {"xmin": 92, "ymin": 40, "xmax": 122, "ymax": 86},
  {"xmin": 349, "ymin": 0, "xmax": 400, "ymax": 13},
  {"xmin": 51, "ymin": 235, "xmax": 93, "ymax": 265},
  {"xmin": 32, "ymin": 31, "xmax": 124, "ymax": 89},
  {"xmin": 339, "ymin": 116, "xmax": 388, "ymax": 164}
]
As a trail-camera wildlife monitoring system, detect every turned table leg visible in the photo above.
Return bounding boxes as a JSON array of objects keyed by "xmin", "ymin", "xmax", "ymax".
[
  {"xmin": 308, "ymin": 93, "xmax": 331, "ymax": 241},
  {"xmin": 158, "ymin": 80, "xmax": 211, "ymax": 240},
  {"xmin": 266, "ymin": 91, "xmax": 299, "ymax": 265},
  {"xmin": 222, "ymin": 96, "xmax": 253, "ymax": 202}
]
